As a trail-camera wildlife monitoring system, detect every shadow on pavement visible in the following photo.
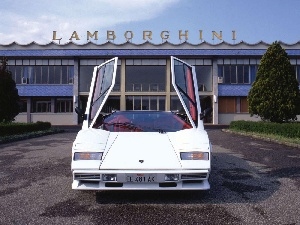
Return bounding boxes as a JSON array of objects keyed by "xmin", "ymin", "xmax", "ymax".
[{"xmin": 91, "ymin": 150, "xmax": 279, "ymax": 205}]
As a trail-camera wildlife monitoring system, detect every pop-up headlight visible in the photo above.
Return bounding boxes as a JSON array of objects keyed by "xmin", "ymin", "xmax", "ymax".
[
  {"xmin": 180, "ymin": 152, "xmax": 209, "ymax": 160},
  {"xmin": 74, "ymin": 152, "xmax": 103, "ymax": 161}
]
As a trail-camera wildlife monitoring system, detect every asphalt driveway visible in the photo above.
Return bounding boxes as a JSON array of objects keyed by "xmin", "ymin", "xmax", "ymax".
[{"xmin": 0, "ymin": 128, "xmax": 299, "ymax": 224}]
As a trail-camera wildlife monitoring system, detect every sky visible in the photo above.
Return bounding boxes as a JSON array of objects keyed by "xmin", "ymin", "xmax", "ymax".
[{"xmin": 0, "ymin": 0, "xmax": 299, "ymax": 45}]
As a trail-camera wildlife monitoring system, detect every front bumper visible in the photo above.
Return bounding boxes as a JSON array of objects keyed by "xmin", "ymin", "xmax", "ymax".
[{"xmin": 72, "ymin": 169, "xmax": 210, "ymax": 190}]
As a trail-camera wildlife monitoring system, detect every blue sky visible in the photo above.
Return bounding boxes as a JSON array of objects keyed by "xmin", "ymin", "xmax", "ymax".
[{"xmin": 0, "ymin": 0, "xmax": 299, "ymax": 45}]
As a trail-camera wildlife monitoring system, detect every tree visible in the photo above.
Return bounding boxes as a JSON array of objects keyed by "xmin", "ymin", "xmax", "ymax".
[
  {"xmin": 0, "ymin": 57, "xmax": 20, "ymax": 123},
  {"xmin": 248, "ymin": 42, "xmax": 300, "ymax": 123}
]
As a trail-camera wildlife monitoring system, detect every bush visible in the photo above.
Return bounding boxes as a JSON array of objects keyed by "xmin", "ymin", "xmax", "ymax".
[
  {"xmin": 248, "ymin": 42, "xmax": 300, "ymax": 123},
  {"xmin": 0, "ymin": 121, "xmax": 51, "ymax": 137},
  {"xmin": 229, "ymin": 120, "xmax": 300, "ymax": 139},
  {"xmin": 0, "ymin": 58, "xmax": 20, "ymax": 123}
]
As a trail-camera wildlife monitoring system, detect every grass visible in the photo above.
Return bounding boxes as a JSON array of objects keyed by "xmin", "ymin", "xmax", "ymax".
[
  {"xmin": 228, "ymin": 128, "xmax": 300, "ymax": 148},
  {"xmin": 0, "ymin": 128, "xmax": 64, "ymax": 144}
]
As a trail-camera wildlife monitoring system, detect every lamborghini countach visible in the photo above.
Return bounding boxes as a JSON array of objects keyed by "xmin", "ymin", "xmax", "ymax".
[{"xmin": 71, "ymin": 56, "xmax": 212, "ymax": 190}]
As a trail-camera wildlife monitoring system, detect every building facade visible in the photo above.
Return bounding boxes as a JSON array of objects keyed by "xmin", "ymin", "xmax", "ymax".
[{"xmin": 1, "ymin": 41, "xmax": 300, "ymax": 125}]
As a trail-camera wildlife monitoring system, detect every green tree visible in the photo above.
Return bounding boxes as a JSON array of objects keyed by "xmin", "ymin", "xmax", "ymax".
[
  {"xmin": 0, "ymin": 57, "xmax": 20, "ymax": 123},
  {"xmin": 248, "ymin": 42, "xmax": 300, "ymax": 123}
]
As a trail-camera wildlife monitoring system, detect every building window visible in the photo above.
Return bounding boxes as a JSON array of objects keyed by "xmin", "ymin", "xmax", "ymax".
[
  {"xmin": 195, "ymin": 66, "xmax": 212, "ymax": 91},
  {"xmin": 79, "ymin": 65, "xmax": 120, "ymax": 92},
  {"xmin": 48, "ymin": 66, "xmax": 74, "ymax": 84},
  {"xmin": 230, "ymin": 65, "xmax": 237, "ymax": 83},
  {"xmin": 171, "ymin": 95, "xmax": 212, "ymax": 123},
  {"xmin": 126, "ymin": 96, "xmax": 165, "ymax": 110},
  {"xmin": 79, "ymin": 66, "xmax": 94, "ymax": 92},
  {"xmin": 63, "ymin": 66, "xmax": 74, "ymax": 84},
  {"xmin": 56, "ymin": 98, "xmax": 73, "ymax": 113},
  {"xmin": 171, "ymin": 63, "xmax": 212, "ymax": 92},
  {"xmin": 170, "ymin": 95, "xmax": 184, "ymax": 113},
  {"xmin": 250, "ymin": 65, "xmax": 258, "ymax": 83},
  {"xmin": 237, "ymin": 65, "xmax": 250, "ymax": 83},
  {"xmin": 41, "ymin": 66, "xmax": 49, "ymax": 84},
  {"xmin": 9, "ymin": 65, "xmax": 74, "ymax": 85},
  {"xmin": 7, "ymin": 66, "xmax": 21, "ymax": 84},
  {"xmin": 218, "ymin": 65, "xmax": 256, "ymax": 84},
  {"xmin": 23, "ymin": 66, "xmax": 35, "ymax": 84},
  {"xmin": 32, "ymin": 98, "xmax": 51, "ymax": 113},
  {"xmin": 125, "ymin": 60, "xmax": 166, "ymax": 92},
  {"xmin": 35, "ymin": 66, "xmax": 43, "ymax": 84},
  {"xmin": 19, "ymin": 98, "xmax": 27, "ymax": 112},
  {"xmin": 102, "ymin": 96, "xmax": 120, "ymax": 113},
  {"xmin": 113, "ymin": 67, "xmax": 121, "ymax": 92}
]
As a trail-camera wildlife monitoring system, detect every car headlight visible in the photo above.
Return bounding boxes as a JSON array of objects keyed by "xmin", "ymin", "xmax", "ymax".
[
  {"xmin": 73, "ymin": 152, "xmax": 103, "ymax": 161},
  {"xmin": 180, "ymin": 152, "xmax": 209, "ymax": 160}
]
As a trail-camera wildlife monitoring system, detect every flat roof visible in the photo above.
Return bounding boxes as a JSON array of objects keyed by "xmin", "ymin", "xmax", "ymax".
[{"xmin": 1, "ymin": 41, "xmax": 300, "ymax": 57}]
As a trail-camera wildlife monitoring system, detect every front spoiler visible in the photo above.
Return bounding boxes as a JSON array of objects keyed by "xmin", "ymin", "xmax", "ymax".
[{"xmin": 72, "ymin": 169, "xmax": 210, "ymax": 190}]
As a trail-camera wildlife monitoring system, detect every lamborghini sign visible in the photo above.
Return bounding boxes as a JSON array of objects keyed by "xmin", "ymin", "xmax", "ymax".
[{"xmin": 52, "ymin": 30, "xmax": 237, "ymax": 42}]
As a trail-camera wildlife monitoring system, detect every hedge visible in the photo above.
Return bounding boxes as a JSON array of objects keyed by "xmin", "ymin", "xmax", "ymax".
[
  {"xmin": 229, "ymin": 120, "xmax": 300, "ymax": 139},
  {"xmin": 0, "ymin": 121, "xmax": 51, "ymax": 137}
]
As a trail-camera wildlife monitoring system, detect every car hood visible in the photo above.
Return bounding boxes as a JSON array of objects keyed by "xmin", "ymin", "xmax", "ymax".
[
  {"xmin": 100, "ymin": 132, "xmax": 182, "ymax": 170},
  {"xmin": 73, "ymin": 128, "xmax": 211, "ymax": 170}
]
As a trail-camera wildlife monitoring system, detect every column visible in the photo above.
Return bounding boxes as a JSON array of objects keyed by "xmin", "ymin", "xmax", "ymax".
[
  {"xmin": 165, "ymin": 58, "xmax": 171, "ymax": 110},
  {"xmin": 212, "ymin": 58, "xmax": 219, "ymax": 124},
  {"xmin": 73, "ymin": 58, "xmax": 79, "ymax": 124},
  {"xmin": 120, "ymin": 58, "xmax": 126, "ymax": 110}
]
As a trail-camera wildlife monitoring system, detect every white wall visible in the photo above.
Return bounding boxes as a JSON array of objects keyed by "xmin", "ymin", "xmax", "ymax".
[
  {"xmin": 15, "ymin": 113, "xmax": 75, "ymax": 125},
  {"xmin": 219, "ymin": 114, "xmax": 300, "ymax": 125},
  {"xmin": 14, "ymin": 113, "xmax": 27, "ymax": 123},
  {"xmin": 218, "ymin": 113, "xmax": 261, "ymax": 125}
]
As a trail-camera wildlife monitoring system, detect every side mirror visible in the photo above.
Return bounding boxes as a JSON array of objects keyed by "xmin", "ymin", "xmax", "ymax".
[
  {"xmin": 75, "ymin": 107, "xmax": 84, "ymax": 118},
  {"xmin": 200, "ymin": 107, "xmax": 212, "ymax": 120}
]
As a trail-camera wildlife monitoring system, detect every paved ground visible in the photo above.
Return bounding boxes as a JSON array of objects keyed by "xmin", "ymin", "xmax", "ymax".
[{"xmin": 0, "ymin": 128, "xmax": 299, "ymax": 225}]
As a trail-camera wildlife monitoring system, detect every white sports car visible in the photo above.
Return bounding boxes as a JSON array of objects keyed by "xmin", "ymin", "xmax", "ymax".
[{"xmin": 71, "ymin": 56, "xmax": 212, "ymax": 190}]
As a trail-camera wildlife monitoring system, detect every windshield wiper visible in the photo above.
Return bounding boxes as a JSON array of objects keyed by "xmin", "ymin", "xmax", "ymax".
[{"xmin": 156, "ymin": 128, "xmax": 166, "ymax": 134}]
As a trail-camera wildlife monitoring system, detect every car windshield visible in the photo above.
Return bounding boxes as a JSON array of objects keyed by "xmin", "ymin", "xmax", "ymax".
[{"xmin": 93, "ymin": 111, "xmax": 192, "ymax": 132}]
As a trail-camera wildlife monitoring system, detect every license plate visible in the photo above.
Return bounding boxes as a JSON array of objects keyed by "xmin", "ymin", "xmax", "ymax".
[{"xmin": 126, "ymin": 174, "xmax": 156, "ymax": 183}]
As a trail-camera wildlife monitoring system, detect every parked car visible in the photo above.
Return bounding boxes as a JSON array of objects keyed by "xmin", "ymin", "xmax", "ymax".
[{"xmin": 72, "ymin": 56, "xmax": 212, "ymax": 190}]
